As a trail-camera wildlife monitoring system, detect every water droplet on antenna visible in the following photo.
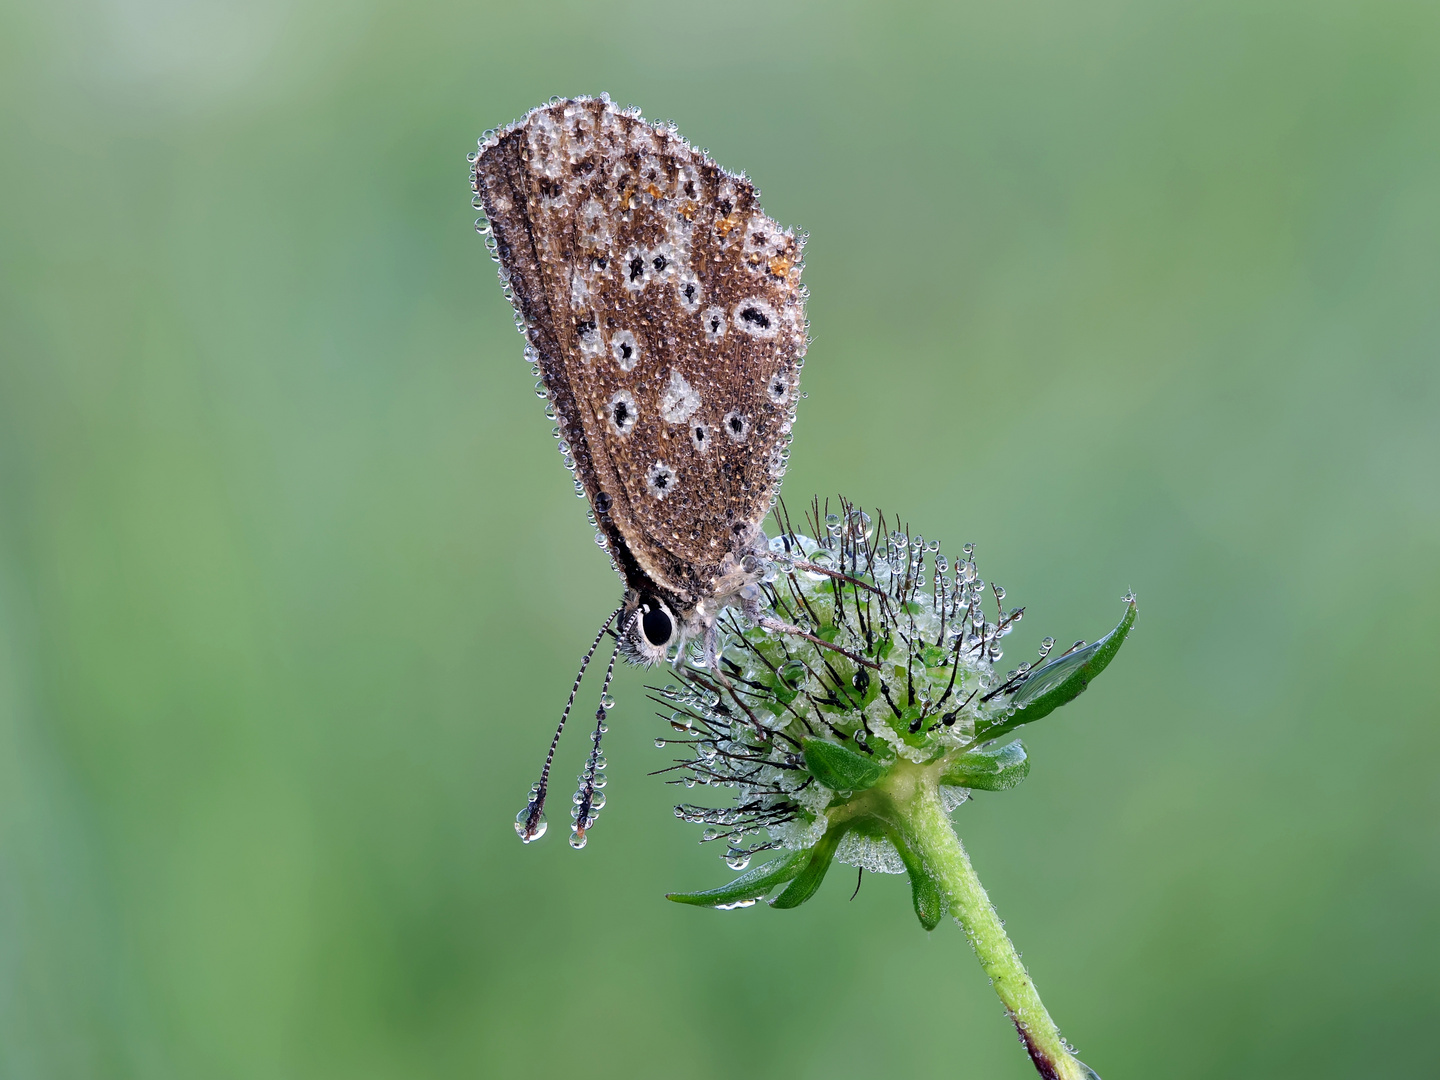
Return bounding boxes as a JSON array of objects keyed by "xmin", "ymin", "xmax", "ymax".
[{"xmin": 515, "ymin": 805, "xmax": 547, "ymax": 842}]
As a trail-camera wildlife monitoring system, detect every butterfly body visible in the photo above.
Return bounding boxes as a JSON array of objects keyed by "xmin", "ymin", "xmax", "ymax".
[{"xmin": 472, "ymin": 95, "xmax": 807, "ymax": 661}]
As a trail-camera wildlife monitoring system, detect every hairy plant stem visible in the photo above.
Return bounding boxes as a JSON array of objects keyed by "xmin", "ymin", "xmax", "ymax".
[{"xmin": 863, "ymin": 760, "xmax": 1091, "ymax": 1080}]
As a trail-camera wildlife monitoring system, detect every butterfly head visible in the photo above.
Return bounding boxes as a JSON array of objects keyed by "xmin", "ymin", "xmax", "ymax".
[{"xmin": 619, "ymin": 592, "xmax": 682, "ymax": 665}]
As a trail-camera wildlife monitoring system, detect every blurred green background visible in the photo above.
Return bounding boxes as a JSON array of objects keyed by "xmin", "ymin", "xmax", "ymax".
[{"xmin": 2, "ymin": 0, "xmax": 1437, "ymax": 1076}]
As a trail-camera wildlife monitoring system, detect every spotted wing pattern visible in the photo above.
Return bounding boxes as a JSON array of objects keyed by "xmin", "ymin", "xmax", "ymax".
[{"xmin": 472, "ymin": 96, "xmax": 807, "ymax": 610}]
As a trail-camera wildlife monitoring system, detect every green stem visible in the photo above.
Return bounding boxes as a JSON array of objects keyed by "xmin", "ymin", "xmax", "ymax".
[{"xmin": 898, "ymin": 774, "xmax": 1093, "ymax": 1080}]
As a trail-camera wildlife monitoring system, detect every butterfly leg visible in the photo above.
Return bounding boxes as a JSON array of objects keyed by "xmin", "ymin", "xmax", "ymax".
[
  {"xmin": 700, "ymin": 621, "xmax": 738, "ymax": 707},
  {"xmin": 756, "ymin": 615, "xmax": 882, "ymax": 672},
  {"xmin": 701, "ymin": 618, "xmax": 772, "ymax": 739},
  {"xmin": 742, "ymin": 581, "xmax": 880, "ymax": 671}
]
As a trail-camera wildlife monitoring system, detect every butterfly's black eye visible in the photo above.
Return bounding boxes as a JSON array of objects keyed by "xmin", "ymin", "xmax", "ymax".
[
  {"xmin": 652, "ymin": 254, "xmax": 667, "ymax": 272},
  {"xmin": 628, "ymin": 256, "xmax": 646, "ymax": 282},
  {"xmin": 641, "ymin": 601, "xmax": 674, "ymax": 647}
]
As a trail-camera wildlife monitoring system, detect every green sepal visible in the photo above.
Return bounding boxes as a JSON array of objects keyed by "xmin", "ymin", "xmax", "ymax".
[
  {"xmin": 975, "ymin": 600, "xmax": 1136, "ymax": 743},
  {"xmin": 802, "ymin": 737, "xmax": 887, "ymax": 792},
  {"xmin": 920, "ymin": 644, "xmax": 949, "ymax": 669},
  {"xmin": 940, "ymin": 740, "xmax": 1030, "ymax": 791},
  {"xmin": 896, "ymin": 704, "xmax": 931, "ymax": 747},
  {"xmin": 666, "ymin": 848, "xmax": 810, "ymax": 908},
  {"xmin": 887, "ymin": 827, "xmax": 944, "ymax": 930},
  {"xmin": 771, "ymin": 823, "xmax": 849, "ymax": 909}
]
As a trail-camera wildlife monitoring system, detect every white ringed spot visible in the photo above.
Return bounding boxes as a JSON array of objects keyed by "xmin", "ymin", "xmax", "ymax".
[
  {"xmin": 646, "ymin": 461, "xmax": 677, "ymax": 499},
  {"xmin": 611, "ymin": 329, "xmax": 639, "ymax": 371}
]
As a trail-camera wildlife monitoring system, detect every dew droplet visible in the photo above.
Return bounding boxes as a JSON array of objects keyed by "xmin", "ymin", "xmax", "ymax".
[
  {"xmin": 515, "ymin": 805, "xmax": 547, "ymax": 842},
  {"xmin": 779, "ymin": 659, "xmax": 807, "ymax": 688}
]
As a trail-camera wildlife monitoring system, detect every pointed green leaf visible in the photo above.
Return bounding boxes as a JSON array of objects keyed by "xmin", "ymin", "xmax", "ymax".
[
  {"xmin": 770, "ymin": 823, "xmax": 849, "ymax": 909},
  {"xmin": 887, "ymin": 828, "xmax": 944, "ymax": 931},
  {"xmin": 975, "ymin": 600, "xmax": 1136, "ymax": 743},
  {"xmin": 940, "ymin": 740, "xmax": 1030, "ymax": 791},
  {"xmin": 802, "ymin": 737, "xmax": 887, "ymax": 792},
  {"xmin": 910, "ymin": 868, "xmax": 944, "ymax": 931},
  {"xmin": 666, "ymin": 848, "xmax": 810, "ymax": 908}
]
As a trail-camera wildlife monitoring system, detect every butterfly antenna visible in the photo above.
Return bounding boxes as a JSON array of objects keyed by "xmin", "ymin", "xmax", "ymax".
[
  {"xmin": 569, "ymin": 632, "xmax": 622, "ymax": 848},
  {"xmin": 516, "ymin": 606, "xmax": 622, "ymax": 843}
]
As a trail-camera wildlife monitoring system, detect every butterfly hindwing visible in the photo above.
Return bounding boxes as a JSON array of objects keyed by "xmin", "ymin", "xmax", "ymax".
[{"xmin": 473, "ymin": 97, "xmax": 807, "ymax": 608}]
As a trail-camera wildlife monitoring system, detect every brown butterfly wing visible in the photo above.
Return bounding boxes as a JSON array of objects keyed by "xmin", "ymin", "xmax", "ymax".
[{"xmin": 473, "ymin": 98, "xmax": 807, "ymax": 610}]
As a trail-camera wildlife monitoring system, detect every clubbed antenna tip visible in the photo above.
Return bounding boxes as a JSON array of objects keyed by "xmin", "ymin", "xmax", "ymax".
[{"xmin": 514, "ymin": 607, "xmax": 622, "ymax": 844}]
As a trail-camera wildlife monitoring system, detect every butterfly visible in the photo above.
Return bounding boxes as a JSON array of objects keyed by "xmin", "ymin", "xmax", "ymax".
[{"xmin": 470, "ymin": 95, "xmax": 809, "ymax": 842}]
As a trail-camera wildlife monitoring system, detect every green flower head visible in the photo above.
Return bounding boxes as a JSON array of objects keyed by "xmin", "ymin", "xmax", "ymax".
[{"xmin": 657, "ymin": 498, "xmax": 1134, "ymax": 931}]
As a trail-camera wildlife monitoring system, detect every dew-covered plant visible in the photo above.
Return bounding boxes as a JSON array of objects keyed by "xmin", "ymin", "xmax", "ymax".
[{"xmin": 652, "ymin": 497, "xmax": 1132, "ymax": 1080}]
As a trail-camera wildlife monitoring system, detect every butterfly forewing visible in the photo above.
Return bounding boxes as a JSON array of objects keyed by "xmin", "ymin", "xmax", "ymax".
[{"xmin": 473, "ymin": 98, "xmax": 807, "ymax": 609}]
